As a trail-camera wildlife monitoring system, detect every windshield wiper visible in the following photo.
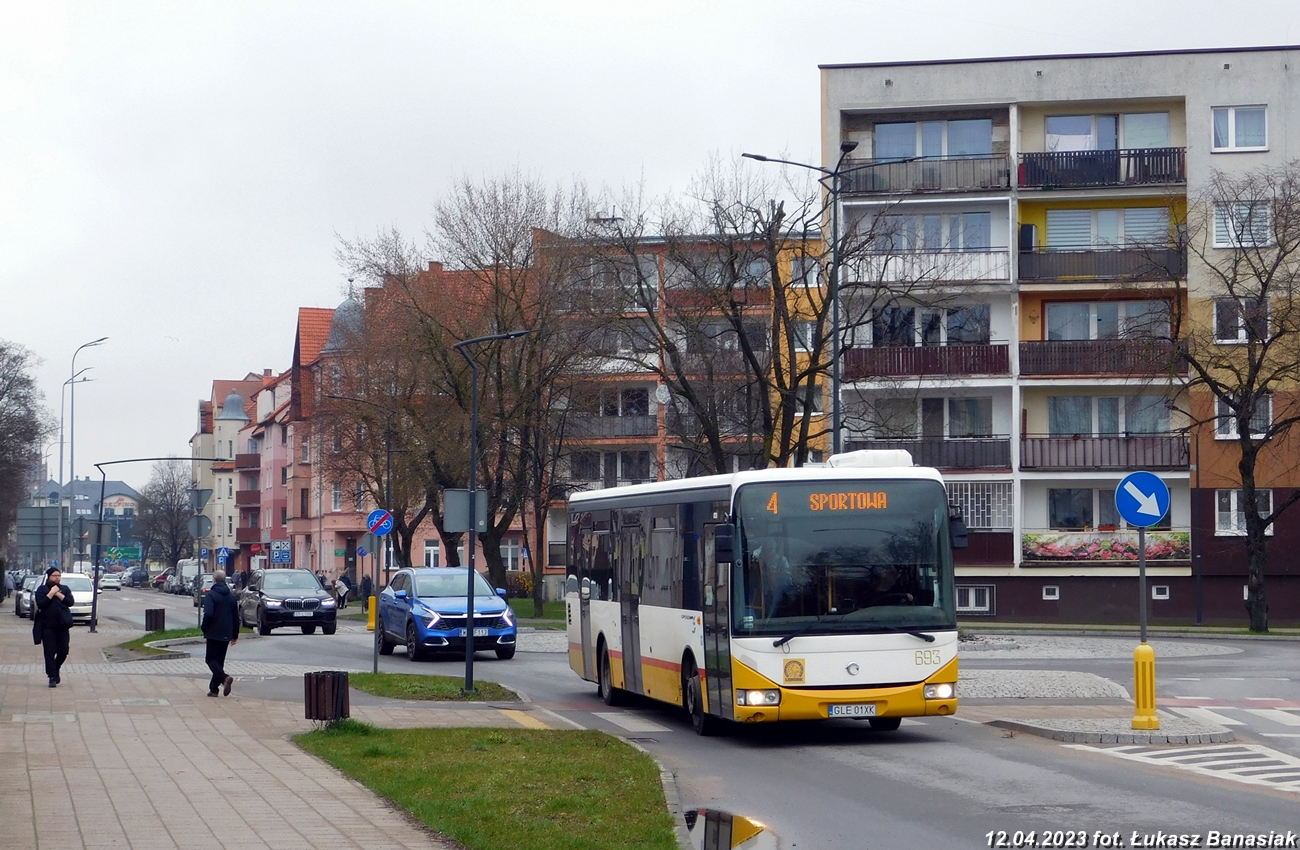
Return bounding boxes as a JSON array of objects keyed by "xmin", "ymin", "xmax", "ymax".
[
  {"xmin": 773, "ymin": 615, "xmax": 842, "ymax": 648},
  {"xmin": 868, "ymin": 625, "xmax": 936, "ymax": 642}
]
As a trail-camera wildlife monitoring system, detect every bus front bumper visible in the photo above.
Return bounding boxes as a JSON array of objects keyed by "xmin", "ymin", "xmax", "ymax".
[{"xmin": 729, "ymin": 656, "xmax": 959, "ymax": 723}]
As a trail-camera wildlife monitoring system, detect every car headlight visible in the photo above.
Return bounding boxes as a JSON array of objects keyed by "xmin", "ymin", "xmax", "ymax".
[
  {"xmin": 263, "ymin": 599, "xmax": 282, "ymax": 608},
  {"xmin": 320, "ymin": 598, "xmax": 336, "ymax": 608},
  {"xmin": 924, "ymin": 683, "xmax": 955, "ymax": 700},
  {"xmin": 500, "ymin": 607, "xmax": 515, "ymax": 626},
  {"xmin": 423, "ymin": 609, "xmax": 442, "ymax": 630},
  {"xmin": 736, "ymin": 689, "xmax": 781, "ymax": 707}
]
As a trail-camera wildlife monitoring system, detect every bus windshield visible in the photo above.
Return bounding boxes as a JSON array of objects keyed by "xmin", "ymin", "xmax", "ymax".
[{"xmin": 732, "ymin": 480, "xmax": 955, "ymax": 637}]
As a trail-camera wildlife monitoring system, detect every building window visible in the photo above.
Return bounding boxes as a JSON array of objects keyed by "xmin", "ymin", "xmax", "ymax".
[
  {"xmin": 1214, "ymin": 298, "xmax": 1269, "ymax": 343},
  {"xmin": 956, "ymin": 585, "xmax": 993, "ymax": 615},
  {"xmin": 331, "ymin": 483, "xmax": 342, "ymax": 513},
  {"xmin": 870, "ymin": 304, "xmax": 991, "ymax": 347},
  {"xmin": 354, "ymin": 482, "xmax": 365, "ymax": 511},
  {"xmin": 280, "ymin": 466, "xmax": 288, "ymax": 485},
  {"xmin": 1216, "ymin": 489, "xmax": 1272, "ymax": 536},
  {"xmin": 281, "ymin": 424, "xmax": 288, "ymax": 446},
  {"xmin": 1152, "ymin": 585, "xmax": 1170, "ymax": 600},
  {"xmin": 1045, "ymin": 300, "xmax": 1169, "ymax": 341},
  {"xmin": 793, "ymin": 320, "xmax": 818, "ymax": 352},
  {"xmin": 1042, "ymin": 585, "xmax": 1060, "ymax": 601},
  {"xmin": 620, "ymin": 450, "xmax": 651, "ymax": 484},
  {"xmin": 1048, "ymin": 487, "xmax": 1169, "ymax": 530},
  {"xmin": 279, "ymin": 506, "xmax": 287, "ymax": 526},
  {"xmin": 299, "ymin": 488, "xmax": 309, "ymax": 518},
  {"xmin": 227, "ymin": 516, "xmax": 233, "ymax": 536},
  {"xmin": 946, "ymin": 481, "xmax": 1013, "ymax": 530},
  {"xmin": 227, "ymin": 478, "xmax": 233, "ymax": 499},
  {"xmin": 424, "ymin": 540, "xmax": 440, "ymax": 567},
  {"xmin": 1045, "ymin": 208, "xmax": 1169, "ymax": 249},
  {"xmin": 875, "ymin": 119, "xmax": 992, "ymax": 159},
  {"xmin": 790, "ymin": 256, "xmax": 820, "ymax": 287},
  {"xmin": 794, "ymin": 385, "xmax": 825, "ymax": 415},
  {"xmin": 1212, "ymin": 106, "xmax": 1267, "ymax": 152},
  {"xmin": 500, "ymin": 538, "xmax": 522, "ymax": 571},
  {"xmin": 1215, "ymin": 394, "xmax": 1271, "ymax": 440},
  {"xmin": 1047, "ymin": 394, "xmax": 1169, "ymax": 436},
  {"xmin": 570, "ymin": 452, "xmax": 601, "ymax": 481},
  {"xmin": 862, "ymin": 396, "xmax": 993, "ymax": 440},
  {"xmin": 300, "ymin": 436, "xmax": 310, "ymax": 463},
  {"xmin": 873, "ymin": 212, "xmax": 992, "ymax": 253},
  {"xmin": 1214, "ymin": 203, "xmax": 1272, "ymax": 248}
]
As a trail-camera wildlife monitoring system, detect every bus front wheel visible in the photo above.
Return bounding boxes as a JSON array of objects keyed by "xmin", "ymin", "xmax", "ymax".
[
  {"xmin": 869, "ymin": 716, "xmax": 902, "ymax": 731},
  {"xmin": 598, "ymin": 644, "xmax": 624, "ymax": 706},
  {"xmin": 683, "ymin": 659, "xmax": 719, "ymax": 736}
]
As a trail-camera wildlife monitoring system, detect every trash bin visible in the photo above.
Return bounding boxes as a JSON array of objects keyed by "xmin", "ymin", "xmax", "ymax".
[
  {"xmin": 304, "ymin": 671, "xmax": 350, "ymax": 722},
  {"xmin": 144, "ymin": 609, "xmax": 165, "ymax": 632}
]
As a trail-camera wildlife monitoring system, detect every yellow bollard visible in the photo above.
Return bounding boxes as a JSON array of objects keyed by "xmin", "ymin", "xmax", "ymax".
[
  {"xmin": 1132, "ymin": 642, "xmax": 1160, "ymax": 730},
  {"xmin": 367, "ymin": 596, "xmax": 376, "ymax": 631}
]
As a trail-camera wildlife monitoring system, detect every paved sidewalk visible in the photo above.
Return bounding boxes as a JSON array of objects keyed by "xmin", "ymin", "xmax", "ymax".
[{"xmin": 0, "ymin": 620, "xmax": 555, "ymax": 850}]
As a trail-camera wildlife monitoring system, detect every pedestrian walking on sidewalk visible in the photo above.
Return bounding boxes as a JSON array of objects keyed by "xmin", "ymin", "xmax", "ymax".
[
  {"xmin": 3, "ymin": 570, "xmax": 13, "ymax": 600},
  {"xmin": 360, "ymin": 574, "xmax": 373, "ymax": 612},
  {"xmin": 201, "ymin": 569, "xmax": 241, "ymax": 697},
  {"xmin": 35, "ymin": 567, "xmax": 74, "ymax": 688},
  {"xmin": 335, "ymin": 574, "xmax": 350, "ymax": 610}
]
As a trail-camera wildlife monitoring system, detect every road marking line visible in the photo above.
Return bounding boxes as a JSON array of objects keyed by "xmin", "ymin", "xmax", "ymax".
[
  {"xmin": 1166, "ymin": 707, "xmax": 1244, "ymax": 726},
  {"xmin": 500, "ymin": 709, "xmax": 550, "ymax": 730},
  {"xmin": 1245, "ymin": 709, "xmax": 1300, "ymax": 727},
  {"xmin": 1261, "ymin": 733, "xmax": 1300, "ymax": 738},
  {"xmin": 1067, "ymin": 743, "xmax": 1300, "ymax": 794},
  {"xmin": 593, "ymin": 712, "xmax": 672, "ymax": 733}
]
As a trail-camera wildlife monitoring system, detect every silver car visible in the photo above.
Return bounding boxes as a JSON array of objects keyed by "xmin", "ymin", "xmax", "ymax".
[
  {"xmin": 15, "ymin": 576, "xmax": 39, "ymax": 618},
  {"xmin": 60, "ymin": 574, "xmax": 95, "ymax": 625}
]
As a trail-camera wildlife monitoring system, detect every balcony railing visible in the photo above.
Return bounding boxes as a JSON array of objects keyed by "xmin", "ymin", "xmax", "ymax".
[
  {"xmin": 567, "ymin": 414, "xmax": 658, "ymax": 438},
  {"xmin": 678, "ymin": 351, "xmax": 772, "ymax": 376},
  {"xmin": 234, "ymin": 453, "xmax": 260, "ymax": 470},
  {"xmin": 849, "ymin": 250, "xmax": 1010, "ymax": 283},
  {"xmin": 1019, "ymin": 339, "xmax": 1187, "ymax": 376},
  {"xmin": 1019, "ymin": 247, "xmax": 1185, "ymax": 281},
  {"xmin": 1019, "ymin": 434, "xmax": 1189, "ymax": 470},
  {"xmin": 1022, "ymin": 528, "xmax": 1190, "ymax": 563},
  {"xmin": 842, "ymin": 156, "xmax": 1011, "ymax": 195},
  {"xmin": 843, "ymin": 437, "xmax": 1011, "ymax": 469},
  {"xmin": 235, "ymin": 526, "xmax": 262, "ymax": 545},
  {"xmin": 843, "ymin": 343, "xmax": 1010, "ymax": 379},
  {"xmin": 561, "ymin": 477, "xmax": 654, "ymax": 493},
  {"xmin": 1019, "ymin": 147, "xmax": 1186, "ymax": 189},
  {"xmin": 234, "ymin": 490, "xmax": 261, "ymax": 507}
]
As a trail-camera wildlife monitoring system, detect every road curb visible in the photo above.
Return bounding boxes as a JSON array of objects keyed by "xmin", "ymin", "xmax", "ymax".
[
  {"xmin": 620, "ymin": 737, "xmax": 694, "ymax": 850},
  {"xmin": 988, "ymin": 718, "xmax": 1236, "ymax": 745}
]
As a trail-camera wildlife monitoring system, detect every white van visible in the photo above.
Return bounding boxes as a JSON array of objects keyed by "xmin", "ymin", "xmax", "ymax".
[{"xmin": 176, "ymin": 559, "xmax": 202, "ymax": 593}]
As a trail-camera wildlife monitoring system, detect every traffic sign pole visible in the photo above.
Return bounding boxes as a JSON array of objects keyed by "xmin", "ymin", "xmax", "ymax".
[{"xmin": 1115, "ymin": 470, "xmax": 1169, "ymax": 733}]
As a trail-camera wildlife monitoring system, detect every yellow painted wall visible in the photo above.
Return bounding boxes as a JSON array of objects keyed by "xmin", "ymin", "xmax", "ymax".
[
  {"xmin": 1021, "ymin": 388, "xmax": 1190, "ymax": 434},
  {"xmin": 1018, "ymin": 290, "xmax": 1188, "ymax": 342},
  {"xmin": 1018, "ymin": 197, "xmax": 1187, "ymax": 250}
]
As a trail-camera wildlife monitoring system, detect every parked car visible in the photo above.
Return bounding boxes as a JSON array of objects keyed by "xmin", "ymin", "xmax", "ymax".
[
  {"xmin": 15, "ymin": 576, "xmax": 40, "ymax": 618},
  {"xmin": 376, "ymin": 567, "xmax": 516, "ymax": 662},
  {"xmin": 99, "ymin": 573, "xmax": 122, "ymax": 591},
  {"xmin": 192, "ymin": 574, "xmax": 214, "ymax": 607},
  {"xmin": 60, "ymin": 573, "xmax": 95, "ymax": 625},
  {"xmin": 239, "ymin": 569, "xmax": 337, "ymax": 635},
  {"xmin": 152, "ymin": 569, "xmax": 172, "ymax": 591}
]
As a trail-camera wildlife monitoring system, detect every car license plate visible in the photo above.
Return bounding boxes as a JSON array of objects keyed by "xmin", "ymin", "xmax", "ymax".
[
  {"xmin": 458, "ymin": 628, "xmax": 489, "ymax": 637},
  {"xmin": 828, "ymin": 703, "xmax": 877, "ymax": 718},
  {"xmin": 293, "ymin": 611, "xmax": 313, "ymax": 618}
]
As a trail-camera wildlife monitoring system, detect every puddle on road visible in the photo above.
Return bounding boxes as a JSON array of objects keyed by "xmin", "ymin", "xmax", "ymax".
[{"xmin": 685, "ymin": 808, "xmax": 779, "ymax": 849}]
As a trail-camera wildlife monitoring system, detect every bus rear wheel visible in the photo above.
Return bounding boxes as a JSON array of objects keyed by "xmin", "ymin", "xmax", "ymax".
[
  {"xmin": 683, "ymin": 659, "xmax": 719, "ymax": 736},
  {"xmin": 868, "ymin": 716, "xmax": 902, "ymax": 731},
  {"xmin": 598, "ymin": 644, "xmax": 624, "ymax": 706}
]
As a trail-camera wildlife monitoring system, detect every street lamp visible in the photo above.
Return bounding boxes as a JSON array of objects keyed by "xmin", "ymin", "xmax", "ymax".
[
  {"xmin": 67, "ymin": 337, "xmax": 108, "ymax": 565},
  {"xmin": 742, "ymin": 147, "xmax": 916, "ymax": 455},
  {"xmin": 453, "ymin": 329, "xmax": 534, "ymax": 693},
  {"xmin": 57, "ymin": 370, "xmax": 91, "ymax": 569}
]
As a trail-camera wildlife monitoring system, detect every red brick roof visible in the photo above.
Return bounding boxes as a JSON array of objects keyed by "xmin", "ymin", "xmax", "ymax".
[{"xmin": 295, "ymin": 308, "xmax": 335, "ymax": 368}]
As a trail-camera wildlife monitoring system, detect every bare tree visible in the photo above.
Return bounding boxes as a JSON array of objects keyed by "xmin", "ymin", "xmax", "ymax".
[
  {"xmin": 0, "ymin": 341, "xmax": 51, "ymax": 545},
  {"xmin": 137, "ymin": 459, "xmax": 194, "ymax": 569},
  {"xmin": 1169, "ymin": 162, "xmax": 1300, "ymax": 632}
]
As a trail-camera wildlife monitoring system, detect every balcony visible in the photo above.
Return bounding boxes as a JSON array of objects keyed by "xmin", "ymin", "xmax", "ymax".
[
  {"xmin": 235, "ymin": 526, "xmax": 262, "ymax": 545},
  {"xmin": 1019, "ymin": 147, "xmax": 1186, "ymax": 189},
  {"xmin": 849, "ymin": 250, "xmax": 1010, "ymax": 284},
  {"xmin": 1021, "ymin": 528, "xmax": 1190, "ymax": 564},
  {"xmin": 234, "ymin": 453, "xmax": 260, "ymax": 471},
  {"xmin": 1020, "ymin": 434, "xmax": 1189, "ymax": 470},
  {"xmin": 561, "ymin": 477, "xmax": 654, "ymax": 494},
  {"xmin": 1019, "ymin": 339, "xmax": 1187, "ymax": 376},
  {"xmin": 842, "ymin": 156, "xmax": 1011, "ymax": 195},
  {"xmin": 679, "ymin": 350, "xmax": 772, "ymax": 376},
  {"xmin": 567, "ymin": 414, "xmax": 658, "ymax": 438},
  {"xmin": 1019, "ymin": 247, "xmax": 1185, "ymax": 282},
  {"xmin": 844, "ymin": 437, "xmax": 1011, "ymax": 470},
  {"xmin": 234, "ymin": 490, "xmax": 261, "ymax": 507},
  {"xmin": 844, "ymin": 343, "xmax": 1009, "ymax": 380}
]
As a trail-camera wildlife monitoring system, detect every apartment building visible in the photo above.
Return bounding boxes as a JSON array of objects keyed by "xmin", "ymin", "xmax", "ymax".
[
  {"xmin": 191, "ymin": 375, "xmax": 263, "ymax": 571},
  {"xmin": 821, "ymin": 46, "xmax": 1300, "ymax": 625}
]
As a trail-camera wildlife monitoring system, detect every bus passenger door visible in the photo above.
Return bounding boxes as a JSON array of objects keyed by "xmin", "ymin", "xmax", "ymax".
[
  {"xmin": 619, "ymin": 527, "xmax": 643, "ymax": 696},
  {"xmin": 702, "ymin": 524, "xmax": 734, "ymax": 721}
]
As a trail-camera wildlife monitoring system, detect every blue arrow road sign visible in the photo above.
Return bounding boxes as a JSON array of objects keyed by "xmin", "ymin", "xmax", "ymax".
[
  {"xmin": 1115, "ymin": 471, "xmax": 1171, "ymax": 528},
  {"xmin": 366, "ymin": 509, "xmax": 394, "ymax": 537}
]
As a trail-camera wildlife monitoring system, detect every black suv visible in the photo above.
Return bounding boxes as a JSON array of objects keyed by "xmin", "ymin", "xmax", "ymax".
[{"xmin": 238, "ymin": 568, "xmax": 338, "ymax": 635}]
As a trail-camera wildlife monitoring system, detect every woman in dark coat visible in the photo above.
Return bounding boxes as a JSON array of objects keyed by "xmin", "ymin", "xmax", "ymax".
[{"xmin": 35, "ymin": 567, "xmax": 75, "ymax": 688}]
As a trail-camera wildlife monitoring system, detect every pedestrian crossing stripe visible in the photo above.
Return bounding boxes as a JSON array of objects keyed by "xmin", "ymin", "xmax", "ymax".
[{"xmin": 1068, "ymin": 742, "xmax": 1300, "ymax": 794}]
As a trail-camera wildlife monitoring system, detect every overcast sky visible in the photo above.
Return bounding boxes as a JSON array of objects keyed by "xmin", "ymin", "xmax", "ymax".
[{"xmin": 2, "ymin": 1, "xmax": 1295, "ymax": 490}]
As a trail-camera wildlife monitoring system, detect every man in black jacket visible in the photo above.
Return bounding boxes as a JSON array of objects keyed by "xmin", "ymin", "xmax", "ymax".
[
  {"xmin": 35, "ymin": 567, "xmax": 74, "ymax": 688},
  {"xmin": 201, "ymin": 570, "xmax": 241, "ymax": 697}
]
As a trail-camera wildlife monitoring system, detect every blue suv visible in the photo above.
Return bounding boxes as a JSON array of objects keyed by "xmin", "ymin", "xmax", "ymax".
[{"xmin": 376, "ymin": 568, "xmax": 517, "ymax": 661}]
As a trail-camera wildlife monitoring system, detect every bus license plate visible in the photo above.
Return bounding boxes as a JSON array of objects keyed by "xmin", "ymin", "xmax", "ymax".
[
  {"xmin": 458, "ymin": 628, "xmax": 489, "ymax": 637},
  {"xmin": 828, "ymin": 703, "xmax": 877, "ymax": 718},
  {"xmin": 293, "ymin": 611, "xmax": 313, "ymax": 618}
]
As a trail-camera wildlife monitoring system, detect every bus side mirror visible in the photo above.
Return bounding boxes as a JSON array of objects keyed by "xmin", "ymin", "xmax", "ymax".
[
  {"xmin": 580, "ymin": 584, "xmax": 590, "ymax": 601},
  {"xmin": 949, "ymin": 509, "xmax": 969, "ymax": 549},
  {"xmin": 715, "ymin": 524, "xmax": 736, "ymax": 564}
]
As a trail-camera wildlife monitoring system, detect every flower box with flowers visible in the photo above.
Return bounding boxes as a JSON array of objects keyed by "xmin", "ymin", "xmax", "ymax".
[{"xmin": 1021, "ymin": 531, "xmax": 1190, "ymax": 562}]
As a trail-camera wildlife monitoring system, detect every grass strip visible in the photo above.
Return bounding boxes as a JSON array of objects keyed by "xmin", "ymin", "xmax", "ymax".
[
  {"xmin": 348, "ymin": 671, "xmax": 518, "ymax": 702},
  {"xmin": 296, "ymin": 722, "xmax": 676, "ymax": 850},
  {"xmin": 117, "ymin": 628, "xmax": 204, "ymax": 655},
  {"xmin": 508, "ymin": 599, "xmax": 566, "ymax": 625}
]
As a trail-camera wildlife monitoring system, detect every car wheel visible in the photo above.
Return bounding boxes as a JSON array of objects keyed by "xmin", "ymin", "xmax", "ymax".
[
  {"xmin": 377, "ymin": 625, "xmax": 395, "ymax": 655},
  {"xmin": 683, "ymin": 658, "xmax": 719, "ymax": 736},
  {"xmin": 598, "ymin": 643, "xmax": 624, "ymax": 706},
  {"xmin": 405, "ymin": 621, "xmax": 424, "ymax": 661},
  {"xmin": 257, "ymin": 611, "xmax": 272, "ymax": 637},
  {"xmin": 321, "ymin": 624, "xmax": 336, "ymax": 636},
  {"xmin": 868, "ymin": 717, "xmax": 902, "ymax": 731},
  {"xmin": 301, "ymin": 625, "xmax": 317, "ymax": 635},
  {"xmin": 495, "ymin": 645, "xmax": 516, "ymax": 660}
]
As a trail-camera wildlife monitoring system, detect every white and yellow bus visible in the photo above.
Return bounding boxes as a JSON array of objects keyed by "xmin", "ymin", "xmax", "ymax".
[{"xmin": 566, "ymin": 450, "xmax": 963, "ymax": 735}]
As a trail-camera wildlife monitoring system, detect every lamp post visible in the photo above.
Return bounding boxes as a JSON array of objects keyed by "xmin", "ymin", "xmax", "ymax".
[
  {"xmin": 453, "ymin": 329, "xmax": 534, "ymax": 693},
  {"xmin": 57, "ymin": 370, "xmax": 91, "ymax": 569},
  {"xmin": 742, "ymin": 148, "xmax": 916, "ymax": 455},
  {"xmin": 67, "ymin": 337, "xmax": 108, "ymax": 566}
]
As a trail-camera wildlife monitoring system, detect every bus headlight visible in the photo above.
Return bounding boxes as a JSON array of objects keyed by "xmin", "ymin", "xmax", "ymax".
[
  {"xmin": 736, "ymin": 689, "xmax": 781, "ymax": 707},
  {"xmin": 924, "ymin": 683, "xmax": 955, "ymax": 700}
]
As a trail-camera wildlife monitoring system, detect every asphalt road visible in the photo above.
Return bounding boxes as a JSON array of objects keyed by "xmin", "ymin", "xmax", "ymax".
[{"xmin": 89, "ymin": 589, "xmax": 1300, "ymax": 849}]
